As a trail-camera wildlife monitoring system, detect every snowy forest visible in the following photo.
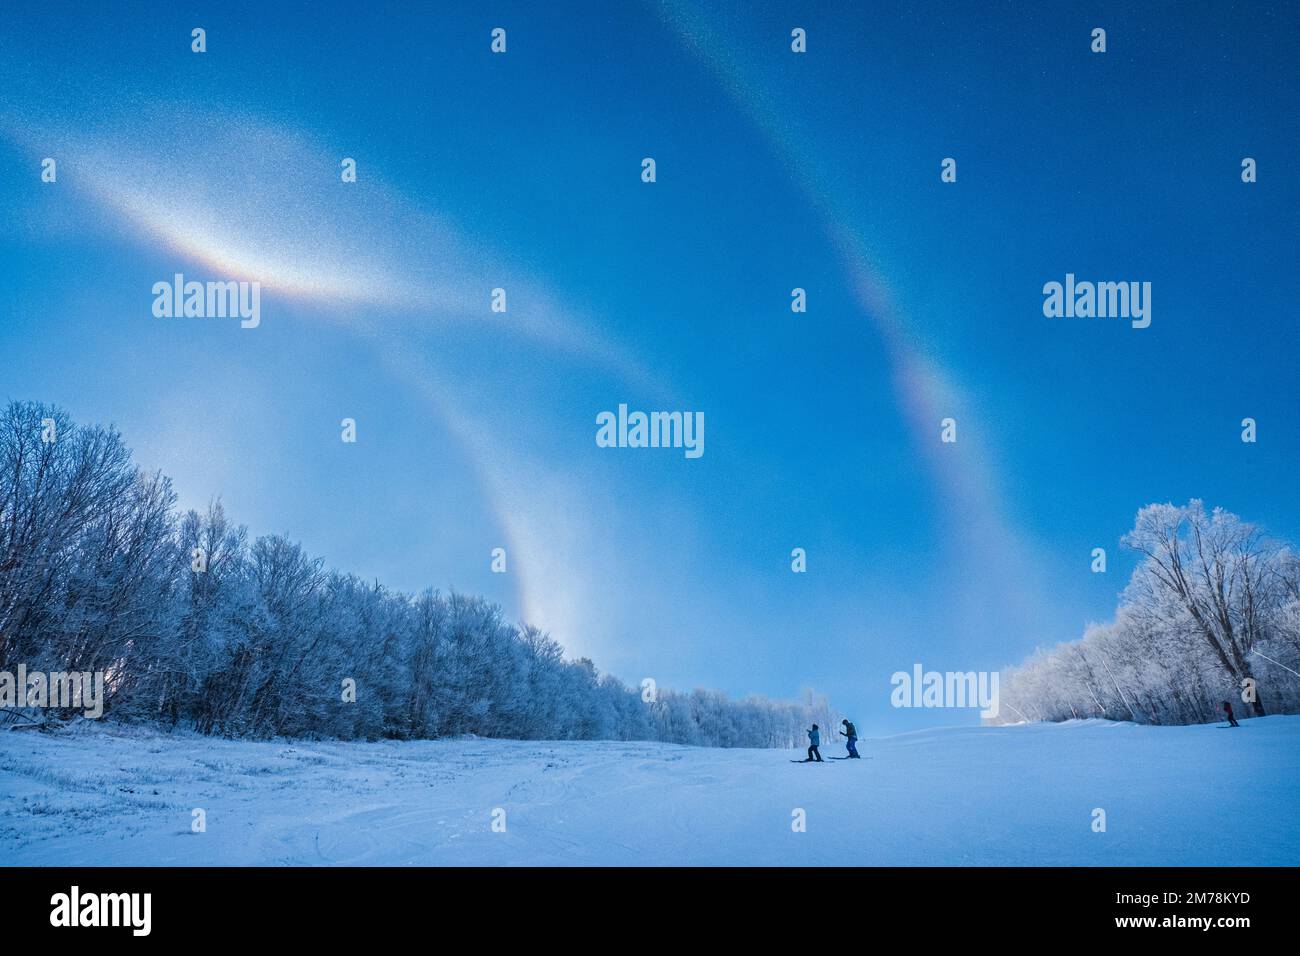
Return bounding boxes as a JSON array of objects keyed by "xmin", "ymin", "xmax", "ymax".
[
  {"xmin": 996, "ymin": 501, "xmax": 1300, "ymax": 725},
  {"xmin": 0, "ymin": 401, "xmax": 836, "ymax": 746}
]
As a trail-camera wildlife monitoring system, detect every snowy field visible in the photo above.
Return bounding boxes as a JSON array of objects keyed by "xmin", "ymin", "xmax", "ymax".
[{"xmin": 2, "ymin": 717, "xmax": 1297, "ymax": 866}]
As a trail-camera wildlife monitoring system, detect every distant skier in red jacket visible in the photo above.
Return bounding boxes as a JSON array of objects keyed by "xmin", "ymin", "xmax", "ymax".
[{"xmin": 1222, "ymin": 700, "xmax": 1240, "ymax": 727}]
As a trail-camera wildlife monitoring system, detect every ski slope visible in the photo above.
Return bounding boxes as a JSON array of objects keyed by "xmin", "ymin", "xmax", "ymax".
[{"xmin": 2, "ymin": 717, "xmax": 1297, "ymax": 866}]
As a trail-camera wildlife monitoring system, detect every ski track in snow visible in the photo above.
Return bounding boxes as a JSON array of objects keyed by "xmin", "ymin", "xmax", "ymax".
[{"xmin": 1, "ymin": 717, "xmax": 1297, "ymax": 865}]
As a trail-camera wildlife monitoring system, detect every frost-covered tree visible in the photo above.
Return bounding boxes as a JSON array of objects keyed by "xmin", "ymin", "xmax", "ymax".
[
  {"xmin": 996, "ymin": 501, "xmax": 1300, "ymax": 725},
  {"xmin": 1123, "ymin": 501, "xmax": 1274, "ymax": 716},
  {"xmin": 0, "ymin": 400, "xmax": 825, "ymax": 747}
]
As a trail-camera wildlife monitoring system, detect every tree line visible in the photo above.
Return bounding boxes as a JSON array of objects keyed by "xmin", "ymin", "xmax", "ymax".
[
  {"xmin": 0, "ymin": 401, "xmax": 834, "ymax": 746},
  {"xmin": 996, "ymin": 500, "xmax": 1300, "ymax": 725}
]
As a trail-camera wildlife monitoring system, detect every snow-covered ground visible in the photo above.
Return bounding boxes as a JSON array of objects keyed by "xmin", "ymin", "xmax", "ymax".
[{"xmin": 2, "ymin": 717, "xmax": 1296, "ymax": 866}]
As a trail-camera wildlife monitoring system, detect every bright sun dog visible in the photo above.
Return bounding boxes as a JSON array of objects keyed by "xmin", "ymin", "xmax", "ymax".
[{"xmin": 595, "ymin": 403, "xmax": 704, "ymax": 459}]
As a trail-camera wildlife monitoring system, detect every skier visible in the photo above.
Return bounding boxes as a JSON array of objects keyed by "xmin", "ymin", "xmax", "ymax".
[
  {"xmin": 840, "ymin": 718, "xmax": 860, "ymax": 758},
  {"xmin": 806, "ymin": 724, "xmax": 824, "ymax": 762},
  {"xmin": 1223, "ymin": 700, "xmax": 1240, "ymax": 728}
]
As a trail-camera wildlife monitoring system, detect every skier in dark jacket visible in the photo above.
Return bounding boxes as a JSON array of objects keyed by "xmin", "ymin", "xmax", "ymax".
[
  {"xmin": 806, "ymin": 725, "xmax": 823, "ymax": 762},
  {"xmin": 840, "ymin": 718, "xmax": 860, "ymax": 758},
  {"xmin": 1223, "ymin": 700, "xmax": 1240, "ymax": 727}
]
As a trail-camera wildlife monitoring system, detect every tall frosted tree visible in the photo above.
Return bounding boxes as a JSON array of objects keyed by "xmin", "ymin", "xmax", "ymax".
[{"xmin": 997, "ymin": 501, "xmax": 1300, "ymax": 725}]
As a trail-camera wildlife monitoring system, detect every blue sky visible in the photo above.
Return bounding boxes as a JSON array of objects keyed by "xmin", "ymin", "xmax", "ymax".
[{"xmin": 2, "ymin": 1, "xmax": 1297, "ymax": 733}]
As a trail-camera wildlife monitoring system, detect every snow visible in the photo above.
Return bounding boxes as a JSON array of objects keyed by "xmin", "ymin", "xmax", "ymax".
[{"xmin": 2, "ymin": 716, "xmax": 1297, "ymax": 865}]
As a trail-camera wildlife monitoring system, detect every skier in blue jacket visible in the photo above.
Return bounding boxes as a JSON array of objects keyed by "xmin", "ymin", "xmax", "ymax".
[{"xmin": 806, "ymin": 725, "xmax": 824, "ymax": 762}]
